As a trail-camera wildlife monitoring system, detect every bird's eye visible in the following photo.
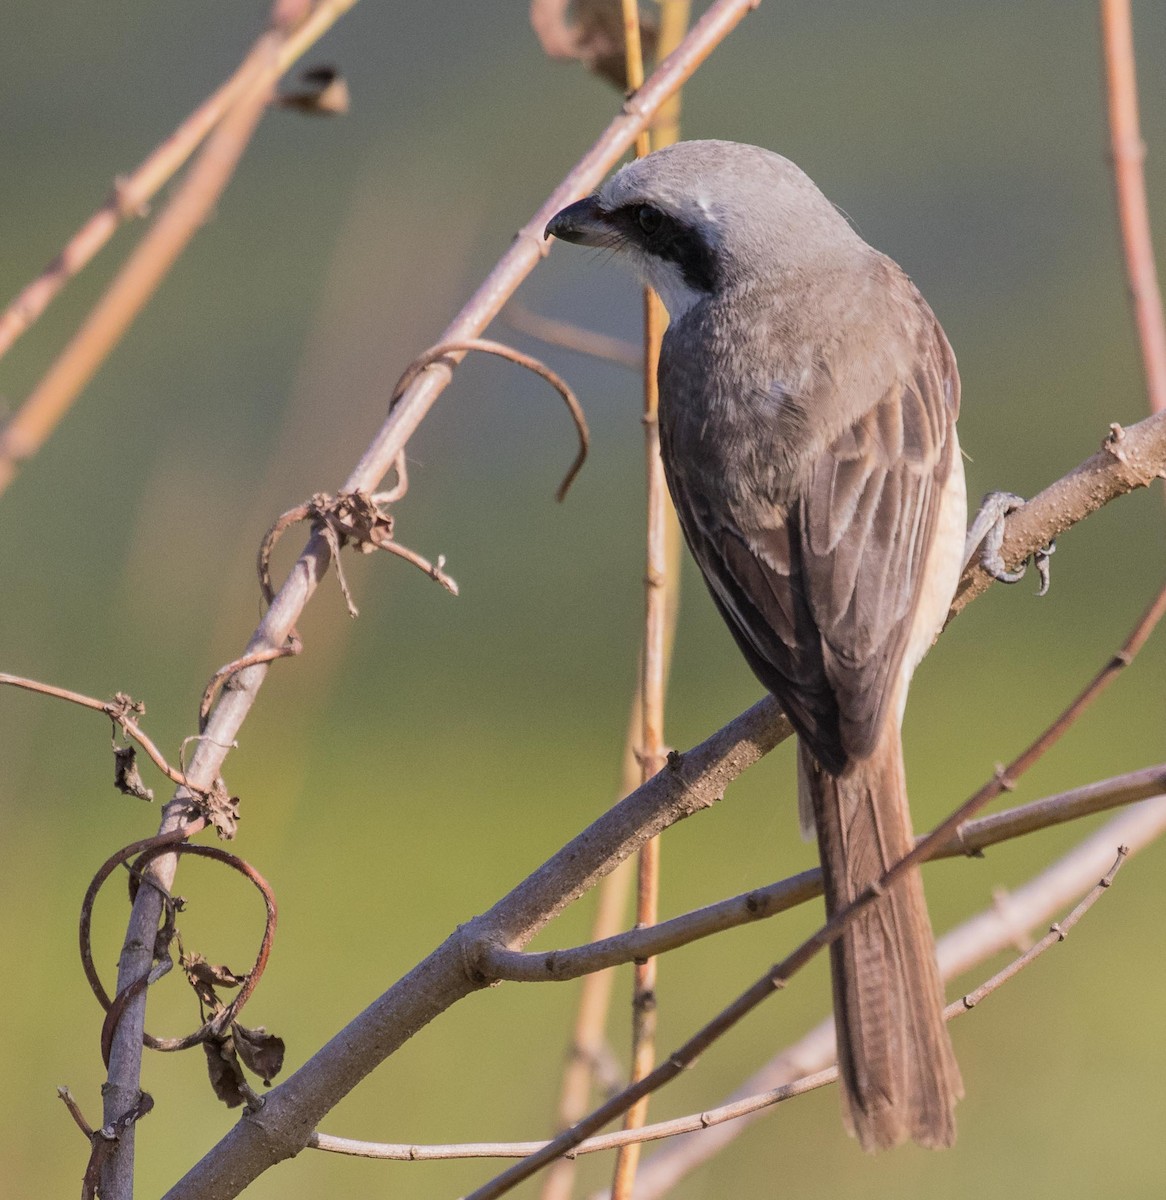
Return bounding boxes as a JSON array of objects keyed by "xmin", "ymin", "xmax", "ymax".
[{"xmin": 637, "ymin": 205, "xmax": 664, "ymax": 236}]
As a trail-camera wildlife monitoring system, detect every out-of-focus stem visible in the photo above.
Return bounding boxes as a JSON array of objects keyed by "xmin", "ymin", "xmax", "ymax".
[
  {"xmin": 1100, "ymin": 0, "xmax": 1166, "ymax": 415},
  {"xmin": 611, "ymin": 4, "xmax": 688, "ymax": 1198}
]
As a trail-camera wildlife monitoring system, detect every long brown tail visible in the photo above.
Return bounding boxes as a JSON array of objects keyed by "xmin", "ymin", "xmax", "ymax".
[{"xmin": 798, "ymin": 728, "xmax": 962, "ymax": 1151}]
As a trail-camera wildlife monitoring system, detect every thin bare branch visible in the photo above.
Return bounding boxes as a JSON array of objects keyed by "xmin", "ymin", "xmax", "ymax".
[
  {"xmin": 0, "ymin": 0, "xmax": 359, "ymax": 367},
  {"xmin": 503, "ymin": 301, "xmax": 642, "ymax": 370},
  {"xmin": 0, "ymin": 75, "xmax": 272, "ymax": 500},
  {"xmin": 0, "ymin": 673, "xmax": 191, "ymax": 788},
  {"xmin": 388, "ymin": 338, "xmax": 590, "ymax": 501},
  {"xmin": 613, "ymin": 1, "xmax": 674, "ymax": 1191},
  {"xmin": 481, "ymin": 761, "xmax": 1163, "ymax": 981},
  {"xmin": 1100, "ymin": 0, "xmax": 1166, "ymax": 415},
  {"xmin": 307, "ymin": 845, "xmax": 1131, "ymax": 1167}
]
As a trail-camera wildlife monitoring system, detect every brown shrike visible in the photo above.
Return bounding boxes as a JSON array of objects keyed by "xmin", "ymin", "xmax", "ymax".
[{"xmin": 547, "ymin": 140, "xmax": 965, "ymax": 1151}]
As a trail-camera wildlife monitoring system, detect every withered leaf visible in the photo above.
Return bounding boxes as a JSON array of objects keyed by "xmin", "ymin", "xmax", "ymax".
[
  {"xmin": 113, "ymin": 745, "xmax": 154, "ymax": 802},
  {"xmin": 233, "ymin": 1023, "xmax": 286, "ymax": 1086},
  {"xmin": 183, "ymin": 950, "xmax": 245, "ymax": 1008},
  {"xmin": 203, "ymin": 1038, "xmax": 248, "ymax": 1109},
  {"xmin": 202, "ymin": 779, "xmax": 240, "ymax": 840},
  {"xmin": 530, "ymin": 0, "xmax": 659, "ymax": 90}
]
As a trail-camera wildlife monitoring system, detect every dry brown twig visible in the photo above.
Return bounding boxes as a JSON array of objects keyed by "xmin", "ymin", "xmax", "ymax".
[
  {"xmin": 387, "ymin": 337, "xmax": 590, "ymax": 502},
  {"xmin": 610, "ymin": 4, "xmax": 678, "ymax": 1196},
  {"xmin": 0, "ymin": 674, "xmax": 190, "ymax": 789},
  {"xmin": 1101, "ymin": 0, "xmax": 1166, "ymax": 415},
  {"xmin": 503, "ymin": 301, "xmax": 643, "ymax": 370}
]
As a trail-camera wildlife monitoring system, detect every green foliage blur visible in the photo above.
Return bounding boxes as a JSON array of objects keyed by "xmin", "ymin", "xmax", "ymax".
[{"xmin": 1, "ymin": 2, "xmax": 1164, "ymax": 1197}]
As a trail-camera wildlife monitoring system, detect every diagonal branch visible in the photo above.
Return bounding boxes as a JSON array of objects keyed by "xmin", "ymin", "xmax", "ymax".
[
  {"xmin": 482, "ymin": 762, "xmax": 1166, "ymax": 982},
  {"xmin": 0, "ymin": 0, "xmax": 359, "ymax": 368},
  {"xmin": 628, "ymin": 796, "xmax": 1166, "ymax": 1199},
  {"xmin": 161, "ymin": 402, "xmax": 1161, "ymax": 1199},
  {"xmin": 952, "ymin": 409, "xmax": 1165, "ymax": 614},
  {"xmin": 462, "ymin": 575, "xmax": 1166, "ymax": 1200},
  {"xmin": 0, "ymin": 64, "xmax": 274, "ymax": 500},
  {"xmin": 292, "ymin": 843, "xmax": 1128, "ymax": 1164}
]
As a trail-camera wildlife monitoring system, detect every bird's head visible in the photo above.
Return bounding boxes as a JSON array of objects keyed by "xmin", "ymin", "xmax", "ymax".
[{"xmin": 545, "ymin": 140, "xmax": 861, "ymax": 321}]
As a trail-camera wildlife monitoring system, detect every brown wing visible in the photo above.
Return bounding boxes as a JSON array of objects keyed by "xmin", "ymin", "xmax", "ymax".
[{"xmin": 666, "ymin": 324, "xmax": 958, "ymax": 774}]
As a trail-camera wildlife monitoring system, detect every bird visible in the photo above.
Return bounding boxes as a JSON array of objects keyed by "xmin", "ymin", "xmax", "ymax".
[{"xmin": 546, "ymin": 139, "xmax": 965, "ymax": 1152}]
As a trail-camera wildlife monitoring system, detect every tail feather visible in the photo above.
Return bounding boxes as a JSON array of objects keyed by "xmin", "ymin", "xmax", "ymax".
[{"xmin": 798, "ymin": 731, "xmax": 962, "ymax": 1151}]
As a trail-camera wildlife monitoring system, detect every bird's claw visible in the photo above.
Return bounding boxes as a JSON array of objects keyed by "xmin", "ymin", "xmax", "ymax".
[{"xmin": 964, "ymin": 491, "xmax": 1055, "ymax": 596}]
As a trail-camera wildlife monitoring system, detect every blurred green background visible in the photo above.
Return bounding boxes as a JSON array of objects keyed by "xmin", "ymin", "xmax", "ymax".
[{"xmin": 2, "ymin": 2, "xmax": 1164, "ymax": 1197}]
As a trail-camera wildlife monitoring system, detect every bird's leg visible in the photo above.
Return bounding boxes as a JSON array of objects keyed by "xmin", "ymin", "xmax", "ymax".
[{"xmin": 964, "ymin": 491, "xmax": 1055, "ymax": 596}]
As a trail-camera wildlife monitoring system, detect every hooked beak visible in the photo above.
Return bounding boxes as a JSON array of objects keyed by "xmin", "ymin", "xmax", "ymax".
[{"xmin": 544, "ymin": 196, "xmax": 612, "ymax": 246}]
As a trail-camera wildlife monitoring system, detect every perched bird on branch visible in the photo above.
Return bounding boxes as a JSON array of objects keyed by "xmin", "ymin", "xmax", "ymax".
[{"xmin": 547, "ymin": 139, "xmax": 965, "ymax": 1151}]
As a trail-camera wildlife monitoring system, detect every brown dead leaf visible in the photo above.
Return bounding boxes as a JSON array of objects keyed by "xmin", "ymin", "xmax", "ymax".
[
  {"xmin": 530, "ymin": 0, "xmax": 659, "ymax": 89},
  {"xmin": 233, "ymin": 1022, "xmax": 286, "ymax": 1086},
  {"xmin": 112, "ymin": 744, "xmax": 153, "ymax": 801}
]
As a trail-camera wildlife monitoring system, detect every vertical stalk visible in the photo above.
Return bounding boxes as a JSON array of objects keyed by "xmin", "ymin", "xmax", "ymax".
[
  {"xmin": 1100, "ymin": 0, "xmax": 1166, "ymax": 415},
  {"xmin": 610, "ymin": 5, "xmax": 689, "ymax": 1199}
]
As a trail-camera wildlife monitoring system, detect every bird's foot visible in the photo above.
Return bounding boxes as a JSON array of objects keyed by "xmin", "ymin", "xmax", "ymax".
[{"xmin": 964, "ymin": 491, "xmax": 1055, "ymax": 596}]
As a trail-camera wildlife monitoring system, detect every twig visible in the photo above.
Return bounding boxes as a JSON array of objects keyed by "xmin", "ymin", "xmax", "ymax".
[
  {"xmin": 503, "ymin": 302, "xmax": 642, "ymax": 370},
  {"xmin": 481, "ymin": 760, "xmax": 1165, "ymax": 982},
  {"xmin": 462, "ymin": 577, "xmax": 1166, "ymax": 1200},
  {"xmin": 308, "ymin": 846, "xmax": 1131, "ymax": 1167},
  {"xmin": 612, "ymin": 2, "xmax": 689, "ymax": 1191},
  {"xmin": 0, "ymin": 69, "xmax": 273, "ymax": 500},
  {"xmin": 1100, "ymin": 0, "xmax": 1166, "ymax": 415},
  {"xmin": 952, "ymin": 409, "xmax": 1166, "ymax": 614},
  {"xmin": 0, "ymin": 0, "xmax": 359, "ymax": 367},
  {"xmin": 0, "ymin": 673, "xmax": 191, "ymax": 787},
  {"xmin": 631, "ymin": 800, "xmax": 1166, "ymax": 1199},
  {"xmin": 540, "ymin": 715, "xmax": 639, "ymax": 1200},
  {"xmin": 958, "ymin": 846, "xmax": 1129, "ymax": 1010},
  {"xmin": 388, "ymin": 338, "xmax": 590, "ymax": 502}
]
